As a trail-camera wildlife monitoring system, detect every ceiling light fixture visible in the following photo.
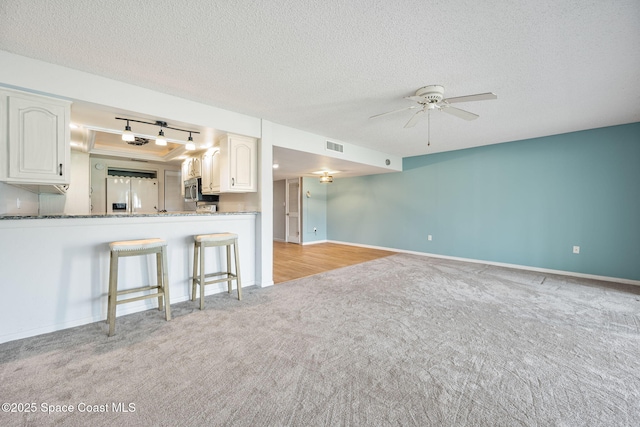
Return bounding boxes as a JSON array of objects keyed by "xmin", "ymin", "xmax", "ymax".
[
  {"xmin": 185, "ymin": 132, "xmax": 196, "ymax": 151},
  {"xmin": 115, "ymin": 117, "xmax": 200, "ymax": 149},
  {"xmin": 319, "ymin": 172, "xmax": 333, "ymax": 183},
  {"xmin": 156, "ymin": 127, "xmax": 167, "ymax": 146},
  {"xmin": 121, "ymin": 119, "xmax": 135, "ymax": 142}
]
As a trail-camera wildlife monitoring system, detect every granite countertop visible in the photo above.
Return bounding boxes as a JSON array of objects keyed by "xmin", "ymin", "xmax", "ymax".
[{"xmin": 0, "ymin": 211, "xmax": 258, "ymax": 220}]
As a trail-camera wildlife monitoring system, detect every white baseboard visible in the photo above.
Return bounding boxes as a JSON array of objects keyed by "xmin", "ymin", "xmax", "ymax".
[
  {"xmin": 327, "ymin": 240, "xmax": 640, "ymax": 287},
  {"xmin": 273, "ymin": 238, "xmax": 286, "ymax": 243},
  {"xmin": 302, "ymin": 239, "xmax": 328, "ymax": 246}
]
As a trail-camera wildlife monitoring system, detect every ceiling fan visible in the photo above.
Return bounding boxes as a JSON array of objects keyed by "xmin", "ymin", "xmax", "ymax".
[{"xmin": 370, "ymin": 85, "xmax": 497, "ymax": 145}]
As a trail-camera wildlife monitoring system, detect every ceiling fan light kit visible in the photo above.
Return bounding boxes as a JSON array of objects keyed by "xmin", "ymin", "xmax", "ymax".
[{"xmin": 370, "ymin": 85, "xmax": 497, "ymax": 147}]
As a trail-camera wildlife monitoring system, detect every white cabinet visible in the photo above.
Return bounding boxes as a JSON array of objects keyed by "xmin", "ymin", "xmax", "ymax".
[
  {"xmin": 181, "ymin": 156, "xmax": 202, "ymax": 196},
  {"xmin": 213, "ymin": 133, "xmax": 257, "ymax": 193},
  {"xmin": 0, "ymin": 88, "xmax": 71, "ymax": 185},
  {"xmin": 181, "ymin": 156, "xmax": 202, "ymax": 181},
  {"xmin": 201, "ymin": 147, "xmax": 220, "ymax": 194}
]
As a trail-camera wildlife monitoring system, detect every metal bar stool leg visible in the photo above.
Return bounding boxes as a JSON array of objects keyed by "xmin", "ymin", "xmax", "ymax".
[
  {"xmin": 199, "ymin": 240, "xmax": 206, "ymax": 311},
  {"xmin": 234, "ymin": 238, "xmax": 242, "ymax": 300},
  {"xmin": 156, "ymin": 251, "xmax": 164, "ymax": 312},
  {"xmin": 161, "ymin": 245, "xmax": 171, "ymax": 321},
  {"xmin": 191, "ymin": 242, "xmax": 199, "ymax": 302},
  {"xmin": 226, "ymin": 244, "xmax": 232, "ymax": 294},
  {"xmin": 108, "ymin": 251, "xmax": 119, "ymax": 337}
]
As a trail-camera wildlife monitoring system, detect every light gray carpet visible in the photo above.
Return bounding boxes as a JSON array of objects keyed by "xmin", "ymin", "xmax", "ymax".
[{"xmin": 1, "ymin": 254, "xmax": 639, "ymax": 426}]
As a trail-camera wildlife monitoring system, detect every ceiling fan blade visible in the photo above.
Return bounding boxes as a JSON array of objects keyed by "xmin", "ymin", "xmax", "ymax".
[
  {"xmin": 404, "ymin": 109, "xmax": 426, "ymax": 128},
  {"xmin": 369, "ymin": 105, "xmax": 419, "ymax": 119},
  {"xmin": 442, "ymin": 92, "xmax": 497, "ymax": 104},
  {"xmin": 440, "ymin": 105, "xmax": 479, "ymax": 121}
]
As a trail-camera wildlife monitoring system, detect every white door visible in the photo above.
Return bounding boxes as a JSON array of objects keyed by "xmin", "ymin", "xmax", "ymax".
[{"xmin": 286, "ymin": 178, "xmax": 301, "ymax": 244}]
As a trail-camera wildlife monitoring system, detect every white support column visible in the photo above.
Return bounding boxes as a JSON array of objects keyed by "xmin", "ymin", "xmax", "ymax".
[{"xmin": 256, "ymin": 119, "xmax": 274, "ymax": 287}]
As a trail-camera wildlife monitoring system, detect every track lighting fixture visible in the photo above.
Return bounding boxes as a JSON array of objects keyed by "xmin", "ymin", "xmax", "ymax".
[{"xmin": 115, "ymin": 117, "xmax": 200, "ymax": 149}]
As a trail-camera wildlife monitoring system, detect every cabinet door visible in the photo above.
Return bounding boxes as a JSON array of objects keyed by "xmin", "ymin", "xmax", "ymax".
[
  {"xmin": 181, "ymin": 159, "xmax": 189, "ymax": 195},
  {"xmin": 191, "ymin": 157, "xmax": 202, "ymax": 178},
  {"xmin": 201, "ymin": 150, "xmax": 213, "ymax": 194},
  {"xmin": 229, "ymin": 136, "xmax": 256, "ymax": 191},
  {"xmin": 210, "ymin": 148, "xmax": 221, "ymax": 192},
  {"xmin": 7, "ymin": 94, "xmax": 70, "ymax": 184}
]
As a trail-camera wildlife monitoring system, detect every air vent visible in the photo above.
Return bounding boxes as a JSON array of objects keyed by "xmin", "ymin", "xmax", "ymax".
[{"xmin": 326, "ymin": 140, "xmax": 344, "ymax": 153}]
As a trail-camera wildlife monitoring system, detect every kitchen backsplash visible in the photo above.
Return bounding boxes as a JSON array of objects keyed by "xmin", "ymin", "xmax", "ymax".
[{"xmin": 0, "ymin": 182, "xmax": 39, "ymax": 215}]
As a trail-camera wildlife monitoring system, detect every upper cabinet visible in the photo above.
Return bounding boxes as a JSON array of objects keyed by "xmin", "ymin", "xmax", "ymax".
[
  {"xmin": 182, "ymin": 156, "xmax": 201, "ymax": 181},
  {"xmin": 201, "ymin": 133, "xmax": 257, "ymax": 194},
  {"xmin": 225, "ymin": 134, "xmax": 257, "ymax": 192},
  {"xmin": 201, "ymin": 147, "xmax": 220, "ymax": 194},
  {"xmin": 0, "ymin": 88, "xmax": 71, "ymax": 186}
]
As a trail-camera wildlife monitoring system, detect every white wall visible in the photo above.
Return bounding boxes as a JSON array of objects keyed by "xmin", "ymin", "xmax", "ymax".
[{"xmin": 270, "ymin": 122, "xmax": 402, "ymax": 173}]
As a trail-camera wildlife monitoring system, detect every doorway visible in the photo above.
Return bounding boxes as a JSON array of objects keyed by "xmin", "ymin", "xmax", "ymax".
[{"xmin": 285, "ymin": 178, "xmax": 301, "ymax": 244}]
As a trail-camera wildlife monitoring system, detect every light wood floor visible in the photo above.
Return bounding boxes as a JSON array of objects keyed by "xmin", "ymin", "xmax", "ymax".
[{"xmin": 273, "ymin": 241, "xmax": 395, "ymax": 284}]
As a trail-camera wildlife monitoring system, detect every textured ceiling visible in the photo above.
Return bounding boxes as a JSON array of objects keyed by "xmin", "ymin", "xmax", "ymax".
[{"xmin": 1, "ymin": 0, "xmax": 639, "ymax": 159}]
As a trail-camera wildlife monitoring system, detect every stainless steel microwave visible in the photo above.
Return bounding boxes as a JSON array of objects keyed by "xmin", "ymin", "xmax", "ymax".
[{"xmin": 184, "ymin": 178, "xmax": 219, "ymax": 203}]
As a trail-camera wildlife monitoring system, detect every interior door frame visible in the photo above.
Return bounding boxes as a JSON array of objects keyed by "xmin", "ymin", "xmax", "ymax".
[{"xmin": 285, "ymin": 177, "xmax": 301, "ymax": 244}]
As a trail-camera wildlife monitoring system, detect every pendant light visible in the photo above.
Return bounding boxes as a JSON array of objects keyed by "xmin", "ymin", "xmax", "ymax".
[
  {"xmin": 185, "ymin": 132, "xmax": 196, "ymax": 151},
  {"xmin": 156, "ymin": 128, "xmax": 167, "ymax": 146},
  {"xmin": 121, "ymin": 120, "xmax": 135, "ymax": 142}
]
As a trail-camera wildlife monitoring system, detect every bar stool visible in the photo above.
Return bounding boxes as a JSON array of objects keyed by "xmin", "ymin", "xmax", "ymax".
[
  {"xmin": 107, "ymin": 238, "xmax": 171, "ymax": 337},
  {"xmin": 192, "ymin": 232, "xmax": 241, "ymax": 310}
]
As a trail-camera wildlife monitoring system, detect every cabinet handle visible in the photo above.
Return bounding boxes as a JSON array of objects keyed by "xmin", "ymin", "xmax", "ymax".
[
  {"xmin": 231, "ymin": 177, "xmax": 235, "ymax": 186},
  {"xmin": 59, "ymin": 164, "xmax": 63, "ymax": 176}
]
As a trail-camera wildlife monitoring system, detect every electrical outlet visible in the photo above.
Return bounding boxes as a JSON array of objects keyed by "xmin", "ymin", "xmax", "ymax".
[
  {"xmin": 573, "ymin": 246, "xmax": 580, "ymax": 254},
  {"xmin": 428, "ymin": 235, "xmax": 432, "ymax": 241},
  {"xmin": 16, "ymin": 198, "xmax": 21, "ymax": 209}
]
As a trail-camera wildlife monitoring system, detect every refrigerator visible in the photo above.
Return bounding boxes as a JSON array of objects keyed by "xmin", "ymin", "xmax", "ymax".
[{"xmin": 106, "ymin": 177, "xmax": 159, "ymax": 214}]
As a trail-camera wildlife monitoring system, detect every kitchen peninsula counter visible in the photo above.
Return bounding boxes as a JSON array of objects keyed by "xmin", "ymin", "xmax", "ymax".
[
  {"xmin": 0, "ymin": 212, "xmax": 258, "ymax": 343},
  {"xmin": 0, "ymin": 211, "xmax": 258, "ymax": 220}
]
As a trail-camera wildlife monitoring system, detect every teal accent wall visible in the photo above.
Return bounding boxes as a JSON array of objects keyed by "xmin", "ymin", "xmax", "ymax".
[
  {"xmin": 302, "ymin": 177, "xmax": 328, "ymax": 243},
  {"xmin": 327, "ymin": 123, "xmax": 640, "ymax": 281}
]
